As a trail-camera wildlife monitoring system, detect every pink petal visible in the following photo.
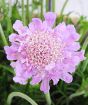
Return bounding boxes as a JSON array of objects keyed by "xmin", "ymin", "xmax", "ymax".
[
  {"xmin": 45, "ymin": 62, "xmax": 55, "ymax": 71},
  {"xmin": 67, "ymin": 25, "xmax": 80, "ymax": 41},
  {"xmin": 29, "ymin": 18, "xmax": 42, "ymax": 31},
  {"xmin": 4, "ymin": 46, "xmax": 17, "ymax": 60},
  {"xmin": 9, "ymin": 33, "xmax": 18, "ymax": 42},
  {"xmin": 13, "ymin": 20, "xmax": 23, "ymax": 32},
  {"xmin": 66, "ymin": 42, "xmax": 80, "ymax": 51},
  {"xmin": 40, "ymin": 78, "xmax": 50, "ymax": 93},
  {"xmin": 13, "ymin": 76, "xmax": 27, "ymax": 85},
  {"xmin": 44, "ymin": 12, "xmax": 56, "ymax": 27},
  {"xmin": 15, "ymin": 61, "xmax": 24, "ymax": 76},
  {"xmin": 50, "ymin": 70, "xmax": 60, "ymax": 85},
  {"xmin": 61, "ymin": 72, "xmax": 73, "ymax": 83},
  {"xmin": 30, "ymin": 75, "xmax": 42, "ymax": 85},
  {"xmin": 13, "ymin": 20, "xmax": 28, "ymax": 35},
  {"xmin": 10, "ymin": 62, "xmax": 16, "ymax": 68}
]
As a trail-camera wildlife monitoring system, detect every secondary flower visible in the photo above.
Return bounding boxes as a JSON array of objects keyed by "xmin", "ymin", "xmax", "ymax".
[{"xmin": 4, "ymin": 12, "xmax": 85, "ymax": 93}]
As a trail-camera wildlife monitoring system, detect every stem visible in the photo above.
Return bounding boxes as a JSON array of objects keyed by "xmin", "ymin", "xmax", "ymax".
[
  {"xmin": 46, "ymin": 0, "xmax": 49, "ymax": 12},
  {"xmin": 82, "ymin": 37, "xmax": 88, "ymax": 50},
  {"xmin": 60, "ymin": 0, "xmax": 69, "ymax": 15},
  {"xmin": 8, "ymin": 0, "xmax": 12, "ymax": 18},
  {"xmin": 22, "ymin": 0, "xmax": 26, "ymax": 25},
  {"xmin": 7, "ymin": 92, "xmax": 38, "ymax": 105},
  {"xmin": 45, "ymin": 92, "xmax": 51, "ymax": 105},
  {"xmin": 7, "ymin": 17, "xmax": 13, "ymax": 33},
  {"xmin": 48, "ymin": 0, "xmax": 52, "ymax": 11},
  {"xmin": 26, "ymin": 0, "xmax": 30, "ymax": 23},
  {"xmin": 0, "ymin": 23, "xmax": 8, "ymax": 46},
  {"xmin": 29, "ymin": 0, "xmax": 33, "ymax": 21},
  {"xmin": 40, "ymin": 0, "xmax": 43, "ymax": 19},
  {"xmin": 69, "ymin": 91, "xmax": 85, "ymax": 100},
  {"xmin": 1, "ymin": 0, "xmax": 6, "ymax": 11},
  {"xmin": 52, "ymin": 0, "xmax": 55, "ymax": 12}
]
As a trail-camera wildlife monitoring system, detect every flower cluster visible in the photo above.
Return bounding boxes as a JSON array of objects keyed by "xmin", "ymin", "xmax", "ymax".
[{"xmin": 4, "ymin": 12, "xmax": 85, "ymax": 93}]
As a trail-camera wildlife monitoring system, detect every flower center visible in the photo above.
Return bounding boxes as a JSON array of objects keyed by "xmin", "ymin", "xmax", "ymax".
[{"xmin": 26, "ymin": 32, "xmax": 62, "ymax": 68}]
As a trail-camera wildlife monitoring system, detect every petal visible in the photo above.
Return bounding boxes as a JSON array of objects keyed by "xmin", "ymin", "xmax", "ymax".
[
  {"xmin": 9, "ymin": 33, "xmax": 18, "ymax": 42},
  {"xmin": 67, "ymin": 25, "xmax": 76, "ymax": 33},
  {"xmin": 60, "ymin": 63, "xmax": 76, "ymax": 73},
  {"xmin": 52, "ymin": 77, "xmax": 59, "ymax": 85},
  {"xmin": 23, "ymin": 70, "xmax": 32, "ymax": 79},
  {"xmin": 66, "ymin": 42, "xmax": 80, "ymax": 51},
  {"xmin": 54, "ymin": 22, "xmax": 70, "ymax": 41},
  {"xmin": 54, "ymin": 22, "xmax": 66, "ymax": 33},
  {"xmin": 32, "ymin": 18, "xmax": 42, "ymax": 29},
  {"xmin": 40, "ymin": 78, "xmax": 50, "ymax": 93},
  {"xmin": 73, "ymin": 50, "xmax": 85, "ymax": 65},
  {"xmin": 44, "ymin": 12, "xmax": 56, "ymax": 27},
  {"xmin": 54, "ymin": 23, "xmax": 80, "ymax": 42},
  {"xmin": 67, "ymin": 25, "xmax": 80, "ymax": 41},
  {"xmin": 61, "ymin": 72, "xmax": 73, "ymax": 83},
  {"xmin": 13, "ymin": 20, "xmax": 29, "ymax": 35},
  {"xmin": 73, "ymin": 56, "xmax": 81, "ymax": 65},
  {"xmin": 45, "ymin": 62, "xmax": 55, "ymax": 71},
  {"xmin": 68, "ymin": 66, "xmax": 76, "ymax": 73},
  {"xmin": 71, "ymin": 33, "xmax": 80, "ymax": 41},
  {"xmin": 10, "ymin": 62, "xmax": 16, "ymax": 68},
  {"xmin": 4, "ymin": 46, "xmax": 17, "ymax": 60},
  {"xmin": 15, "ymin": 61, "xmax": 24, "ymax": 76},
  {"xmin": 30, "ymin": 75, "xmax": 42, "ymax": 85},
  {"xmin": 13, "ymin": 76, "xmax": 27, "ymax": 85},
  {"xmin": 13, "ymin": 20, "xmax": 23, "ymax": 33},
  {"xmin": 14, "ymin": 61, "xmax": 32, "ymax": 79},
  {"xmin": 29, "ymin": 18, "xmax": 42, "ymax": 31},
  {"xmin": 78, "ymin": 50, "xmax": 85, "ymax": 61},
  {"xmin": 50, "ymin": 70, "xmax": 60, "ymax": 85}
]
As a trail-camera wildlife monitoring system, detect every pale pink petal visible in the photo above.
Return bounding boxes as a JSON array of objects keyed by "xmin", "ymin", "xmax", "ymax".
[
  {"xmin": 45, "ymin": 62, "xmax": 55, "ymax": 71},
  {"xmin": 4, "ymin": 46, "xmax": 17, "ymax": 60},
  {"xmin": 29, "ymin": 18, "xmax": 42, "ymax": 31},
  {"xmin": 44, "ymin": 12, "xmax": 56, "ymax": 27},
  {"xmin": 30, "ymin": 75, "xmax": 42, "ymax": 85},
  {"xmin": 13, "ymin": 20, "xmax": 23, "ymax": 33},
  {"xmin": 66, "ymin": 42, "xmax": 80, "ymax": 51},
  {"xmin": 13, "ymin": 76, "xmax": 27, "ymax": 85},
  {"xmin": 9, "ymin": 33, "xmax": 18, "ymax": 42},
  {"xmin": 40, "ymin": 78, "xmax": 50, "ymax": 93},
  {"xmin": 61, "ymin": 72, "xmax": 73, "ymax": 83}
]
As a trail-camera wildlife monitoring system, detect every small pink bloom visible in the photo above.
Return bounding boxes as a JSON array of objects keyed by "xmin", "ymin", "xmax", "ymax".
[{"xmin": 4, "ymin": 12, "xmax": 85, "ymax": 93}]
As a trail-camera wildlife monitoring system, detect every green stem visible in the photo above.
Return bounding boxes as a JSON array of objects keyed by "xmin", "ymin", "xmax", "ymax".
[
  {"xmin": 82, "ymin": 37, "xmax": 88, "ymax": 50},
  {"xmin": 45, "ymin": 92, "xmax": 52, "ymax": 105},
  {"xmin": 46, "ymin": 0, "xmax": 49, "ymax": 12},
  {"xmin": 69, "ymin": 91, "xmax": 85, "ymax": 100},
  {"xmin": 52, "ymin": 0, "xmax": 55, "ymax": 12},
  {"xmin": 1, "ymin": 0, "xmax": 6, "ymax": 11},
  {"xmin": 60, "ymin": 0, "xmax": 69, "ymax": 15},
  {"xmin": 8, "ymin": 0, "xmax": 12, "ymax": 18},
  {"xmin": 0, "ymin": 23, "xmax": 8, "ymax": 46},
  {"xmin": 26, "ymin": 0, "xmax": 30, "ymax": 23},
  {"xmin": 7, "ymin": 92, "xmax": 38, "ymax": 105},
  {"xmin": 40, "ymin": 0, "xmax": 43, "ymax": 19},
  {"xmin": 22, "ymin": 0, "xmax": 26, "ymax": 25}
]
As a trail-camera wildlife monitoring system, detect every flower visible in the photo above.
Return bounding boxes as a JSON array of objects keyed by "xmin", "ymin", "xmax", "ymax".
[{"xmin": 4, "ymin": 12, "xmax": 85, "ymax": 93}]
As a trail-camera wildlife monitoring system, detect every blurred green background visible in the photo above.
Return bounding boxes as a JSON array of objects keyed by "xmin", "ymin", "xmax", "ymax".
[{"xmin": 0, "ymin": 0, "xmax": 88, "ymax": 105}]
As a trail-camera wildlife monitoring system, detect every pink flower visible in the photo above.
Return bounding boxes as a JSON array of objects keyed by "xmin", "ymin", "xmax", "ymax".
[{"xmin": 4, "ymin": 12, "xmax": 85, "ymax": 93}]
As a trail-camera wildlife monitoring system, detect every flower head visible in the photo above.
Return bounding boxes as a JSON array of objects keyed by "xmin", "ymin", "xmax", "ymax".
[{"xmin": 4, "ymin": 12, "xmax": 85, "ymax": 93}]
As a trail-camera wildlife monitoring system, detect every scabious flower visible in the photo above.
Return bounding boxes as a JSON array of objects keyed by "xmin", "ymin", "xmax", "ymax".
[{"xmin": 4, "ymin": 12, "xmax": 85, "ymax": 93}]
